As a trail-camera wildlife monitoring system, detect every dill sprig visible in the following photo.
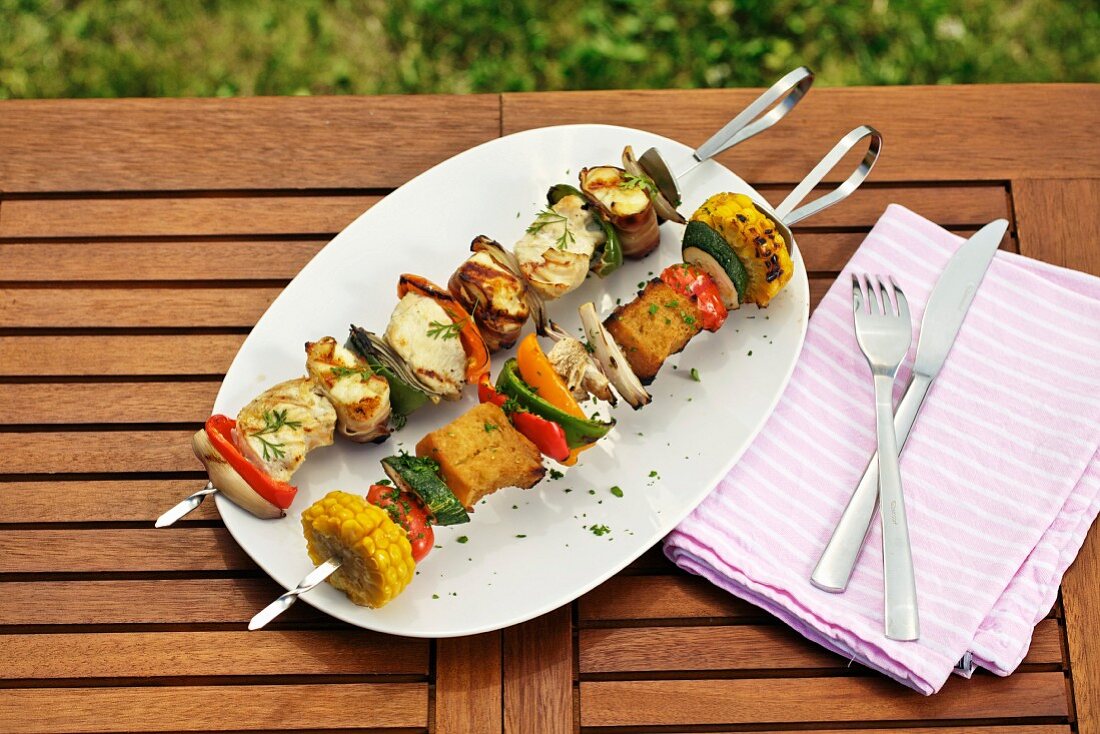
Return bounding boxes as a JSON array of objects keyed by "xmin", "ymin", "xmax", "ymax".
[
  {"xmin": 250, "ymin": 409, "xmax": 302, "ymax": 461},
  {"xmin": 427, "ymin": 318, "xmax": 465, "ymax": 340},
  {"xmin": 619, "ymin": 173, "xmax": 658, "ymax": 197},
  {"xmin": 527, "ymin": 206, "xmax": 576, "ymax": 250}
]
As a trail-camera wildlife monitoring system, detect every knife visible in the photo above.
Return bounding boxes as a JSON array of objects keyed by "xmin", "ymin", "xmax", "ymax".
[{"xmin": 811, "ymin": 218, "xmax": 1009, "ymax": 593}]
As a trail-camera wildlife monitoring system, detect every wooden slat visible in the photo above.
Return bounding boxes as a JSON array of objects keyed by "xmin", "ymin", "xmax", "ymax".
[
  {"xmin": 0, "ymin": 382, "xmax": 217, "ymax": 425},
  {"xmin": 579, "ymin": 672, "xmax": 1070, "ymax": 727},
  {"xmin": 0, "ymin": 335, "xmax": 245, "ymax": 377},
  {"xmin": 0, "ymin": 682, "xmax": 427, "ymax": 733},
  {"xmin": 1015, "ymin": 177, "xmax": 1100, "ymax": 734},
  {"xmin": 0, "ymin": 630, "xmax": 427, "ymax": 678},
  {"xmin": 579, "ymin": 575, "xmax": 761, "ymax": 621},
  {"xmin": 0, "ymin": 195, "xmax": 379, "ymax": 238},
  {"xmin": 0, "ymin": 239, "xmax": 326, "ymax": 281},
  {"xmin": 436, "ymin": 632, "xmax": 503, "ymax": 734},
  {"xmin": 0, "ymin": 578, "xmax": 320, "ymax": 625},
  {"xmin": 502, "ymin": 85, "xmax": 1100, "ymax": 183},
  {"xmin": 0, "ymin": 528, "xmax": 253, "ymax": 573},
  {"xmin": 0, "ymin": 287, "xmax": 281, "ymax": 328},
  {"xmin": 579, "ymin": 618, "xmax": 1064, "ymax": 674},
  {"xmin": 503, "ymin": 606, "xmax": 572, "ymax": 734},
  {"xmin": 0, "ymin": 94, "xmax": 500, "ymax": 193},
  {"xmin": 0, "ymin": 430, "xmax": 195, "ymax": 474},
  {"xmin": 0, "ymin": 479, "xmax": 222, "ymax": 523}
]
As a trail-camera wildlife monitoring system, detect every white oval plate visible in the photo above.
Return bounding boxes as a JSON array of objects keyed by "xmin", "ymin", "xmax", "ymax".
[{"xmin": 214, "ymin": 124, "xmax": 809, "ymax": 637}]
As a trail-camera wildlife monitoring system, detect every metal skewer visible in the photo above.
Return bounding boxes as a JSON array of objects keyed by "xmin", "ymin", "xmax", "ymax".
[
  {"xmin": 155, "ymin": 482, "xmax": 217, "ymax": 528},
  {"xmin": 248, "ymin": 558, "xmax": 343, "ymax": 630}
]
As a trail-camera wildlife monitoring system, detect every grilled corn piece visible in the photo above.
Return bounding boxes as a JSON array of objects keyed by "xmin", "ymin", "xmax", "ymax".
[
  {"xmin": 301, "ymin": 491, "xmax": 415, "ymax": 608},
  {"xmin": 692, "ymin": 193, "xmax": 793, "ymax": 307}
]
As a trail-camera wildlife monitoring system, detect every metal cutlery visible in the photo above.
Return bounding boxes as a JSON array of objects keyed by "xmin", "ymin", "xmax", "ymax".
[
  {"xmin": 851, "ymin": 274, "xmax": 918, "ymax": 641},
  {"xmin": 811, "ymin": 220, "xmax": 1009, "ymax": 594},
  {"xmin": 248, "ymin": 557, "xmax": 343, "ymax": 630},
  {"xmin": 155, "ymin": 482, "xmax": 217, "ymax": 528}
]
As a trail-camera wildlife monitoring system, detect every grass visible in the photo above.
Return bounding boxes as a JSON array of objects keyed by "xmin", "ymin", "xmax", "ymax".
[{"xmin": 1, "ymin": 0, "xmax": 1097, "ymax": 99}]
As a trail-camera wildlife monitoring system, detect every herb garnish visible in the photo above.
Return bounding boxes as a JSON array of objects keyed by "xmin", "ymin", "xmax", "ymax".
[
  {"xmin": 619, "ymin": 173, "xmax": 658, "ymax": 197},
  {"xmin": 427, "ymin": 318, "xmax": 465, "ymax": 340},
  {"xmin": 457, "ymin": 536, "xmax": 469, "ymax": 544},
  {"xmin": 549, "ymin": 468, "xmax": 564, "ymax": 480},
  {"xmin": 527, "ymin": 206, "xmax": 575, "ymax": 250},
  {"xmin": 610, "ymin": 486, "xmax": 624, "ymax": 498},
  {"xmin": 250, "ymin": 409, "xmax": 302, "ymax": 461},
  {"xmin": 484, "ymin": 422, "xmax": 498, "ymax": 433},
  {"xmin": 589, "ymin": 524, "xmax": 611, "ymax": 536},
  {"xmin": 330, "ymin": 364, "xmax": 373, "ymax": 381},
  {"xmin": 690, "ymin": 367, "xmax": 701, "ymax": 382}
]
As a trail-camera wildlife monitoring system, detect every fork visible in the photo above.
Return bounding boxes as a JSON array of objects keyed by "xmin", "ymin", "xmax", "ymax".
[{"xmin": 851, "ymin": 274, "xmax": 919, "ymax": 641}]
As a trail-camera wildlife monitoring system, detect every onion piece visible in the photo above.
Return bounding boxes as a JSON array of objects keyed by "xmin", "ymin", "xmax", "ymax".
[
  {"xmin": 623, "ymin": 145, "xmax": 685, "ymax": 225},
  {"xmin": 347, "ymin": 325, "xmax": 444, "ymax": 403},
  {"xmin": 191, "ymin": 429, "xmax": 283, "ymax": 519},
  {"xmin": 578, "ymin": 302, "xmax": 651, "ymax": 410}
]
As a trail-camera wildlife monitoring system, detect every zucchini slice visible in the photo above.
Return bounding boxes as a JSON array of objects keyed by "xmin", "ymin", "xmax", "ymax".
[
  {"xmin": 381, "ymin": 454, "xmax": 470, "ymax": 526},
  {"xmin": 682, "ymin": 220, "xmax": 748, "ymax": 309}
]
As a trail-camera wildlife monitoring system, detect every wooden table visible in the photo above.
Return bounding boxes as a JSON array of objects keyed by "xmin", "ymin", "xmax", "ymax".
[{"xmin": 0, "ymin": 84, "xmax": 1097, "ymax": 734}]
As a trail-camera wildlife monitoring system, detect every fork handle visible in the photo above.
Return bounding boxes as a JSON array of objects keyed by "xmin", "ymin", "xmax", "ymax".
[
  {"xmin": 811, "ymin": 372, "xmax": 932, "ymax": 591},
  {"xmin": 874, "ymin": 374, "xmax": 920, "ymax": 641}
]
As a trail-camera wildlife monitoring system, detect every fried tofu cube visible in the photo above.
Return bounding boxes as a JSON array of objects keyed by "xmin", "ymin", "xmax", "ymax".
[
  {"xmin": 604, "ymin": 280, "xmax": 702, "ymax": 384},
  {"xmin": 416, "ymin": 402, "xmax": 545, "ymax": 510}
]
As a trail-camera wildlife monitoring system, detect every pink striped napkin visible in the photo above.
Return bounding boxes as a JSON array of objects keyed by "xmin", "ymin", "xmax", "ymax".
[{"xmin": 664, "ymin": 204, "xmax": 1100, "ymax": 694}]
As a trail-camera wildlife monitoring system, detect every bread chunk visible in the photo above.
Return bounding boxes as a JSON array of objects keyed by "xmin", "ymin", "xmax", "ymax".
[
  {"xmin": 603, "ymin": 280, "xmax": 703, "ymax": 383},
  {"xmin": 416, "ymin": 402, "xmax": 545, "ymax": 509}
]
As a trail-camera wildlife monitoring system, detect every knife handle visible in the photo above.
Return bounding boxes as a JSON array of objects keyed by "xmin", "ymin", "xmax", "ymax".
[{"xmin": 811, "ymin": 372, "xmax": 932, "ymax": 592}]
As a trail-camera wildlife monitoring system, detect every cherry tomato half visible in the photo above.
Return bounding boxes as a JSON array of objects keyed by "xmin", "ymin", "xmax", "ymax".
[{"xmin": 366, "ymin": 484, "xmax": 434, "ymax": 562}]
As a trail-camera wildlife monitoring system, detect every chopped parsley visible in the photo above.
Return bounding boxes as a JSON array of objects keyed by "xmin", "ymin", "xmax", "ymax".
[
  {"xmin": 619, "ymin": 173, "xmax": 658, "ymax": 197},
  {"xmin": 250, "ymin": 409, "xmax": 302, "ymax": 461},
  {"xmin": 610, "ymin": 486, "xmax": 624, "ymax": 498},
  {"xmin": 690, "ymin": 367, "xmax": 701, "ymax": 382},
  {"xmin": 549, "ymin": 468, "xmax": 564, "ymax": 480},
  {"xmin": 456, "ymin": 536, "xmax": 469, "ymax": 544},
  {"xmin": 648, "ymin": 303, "xmax": 659, "ymax": 316},
  {"xmin": 648, "ymin": 470, "xmax": 658, "ymax": 478},
  {"xmin": 589, "ymin": 524, "xmax": 611, "ymax": 536},
  {"xmin": 484, "ymin": 422, "xmax": 499, "ymax": 433},
  {"xmin": 515, "ymin": 534, "xmax": 527, "ymax": 538}
]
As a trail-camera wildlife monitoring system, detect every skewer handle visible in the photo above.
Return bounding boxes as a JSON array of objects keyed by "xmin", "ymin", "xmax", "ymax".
[{"xmin": 248, "ymin": 558, "xmax": 342, "ymax": 631}]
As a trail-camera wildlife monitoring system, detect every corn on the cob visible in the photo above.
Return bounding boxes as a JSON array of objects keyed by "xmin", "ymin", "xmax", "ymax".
[
  {"xmin": 301, "ymin": 490, "xmax": 415, "ymax": 608},
  {"xmin": 692, "ymin": 193, "xmax": 793, "ymax": 307}
]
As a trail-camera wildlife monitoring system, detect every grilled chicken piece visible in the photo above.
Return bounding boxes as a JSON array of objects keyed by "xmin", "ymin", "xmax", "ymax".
[
  {"xmin": 547, "ymin": 337, "xmax": 615, "ymax": 403},
  {"xmin": 449, "ymin": 236, "xmax": 530, "ymax": 352},
  {"xmin": 514, "ymin": 194, "xmax": 606, "ymax": 301},
  {"xmin": 233, "ymin": 377, "xmax": 337, "ymax": 483},
  {"xmin": 305, "ymin": 336, "xmax": 392, "ymax": 443},
  {"xmin": 385, "ymin": 292, "xmax": 466, "ymax": 400}
]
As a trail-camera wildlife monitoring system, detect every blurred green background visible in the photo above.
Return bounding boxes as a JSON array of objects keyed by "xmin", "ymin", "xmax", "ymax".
[{"xmin": 1, "ymin": 0, "xmax": 1096, "ymax": 98}]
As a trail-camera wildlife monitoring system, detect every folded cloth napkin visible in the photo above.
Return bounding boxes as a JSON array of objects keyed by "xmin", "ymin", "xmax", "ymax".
[{"xmin": 664, "ymin": 204, "xmax": 1100, "ymax": 694}]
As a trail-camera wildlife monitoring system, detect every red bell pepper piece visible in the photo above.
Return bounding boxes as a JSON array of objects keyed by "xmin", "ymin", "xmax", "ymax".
[
  {"xmin": 477, "ymin": 376, "xmax": 570, "ymax": 462},
  {"xmin": 398, "ymin": 273, "xmax": 491, "ymax": 383},
  {"xmin": 660, "ymin": 263, "xmax": 728, "ymax": 331},
  {"xmin": 205, "ymin": 415, "xmax": 298, "ymax": 510}
]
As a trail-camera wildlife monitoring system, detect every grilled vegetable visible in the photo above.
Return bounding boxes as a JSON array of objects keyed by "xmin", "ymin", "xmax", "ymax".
[
  {"xmin": 381, "ymin": 453, "xmax": 470, "ymax": 526},
  {"xmin": 659, "ymin": 263, "xmax": 728, "ymax": 332},
  {"xmin": 346, "ymin": 325, "xmax": 433, "ymax": 426},
  {"xmin": 580, "ymin": 165, "xmax": 661, "ymax": 259},
  {"xmin": 301, "ymin": 491, "xmax": 415, "ymax": 608},
  {"xmin": 398, "ymin": 273, "xmax": 491, "ymax": 384},
  {"xmin": 495, "ymin": 357, "xmax": 615, "ymax": 450},
  {"xmin": 682, "ymin": 220, "xmax": 748, "ymax": 310},
  {"xmin": 192, "ymin": 415, "xmax": 289, "ymax": 519},
  {"xmin": 622, "ymin": 145, "xmax": 684, "ymax": 224},
  {"xmin": 514, "ymin": 194, "xmax": 608, "ymax": 300},
  {"xmin": 547, "ymin": 184, "xmax": 623, "ymax": 277},
  {"xmin": 448, "ymin": 236, "xmax": 530, "ymax": 352},
  {"xmin": 478, "ymin": 375, "xmax": 571, "ymax": 462},
  {"xmin": 578, "ymin": 302, "xmax": 651, "ymax": 410},
  {"xmin": 305, "ymin": 336, "xmax": 392, "ymax": 443},
  {"xmin": 691, "ymin": 193, "xmax": 793, "ymax": 307},
  {"xmin": 367, "ymin": 484, "xmax": 435, "ymax": 562}
]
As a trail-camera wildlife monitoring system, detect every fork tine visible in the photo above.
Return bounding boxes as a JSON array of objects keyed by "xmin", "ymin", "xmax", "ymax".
[
  {"xmin": 876, "ymin": 276, "xmax": 896, "ymax": 316},
  {"xmin": 863, "ymin": 274, "xmax": 879, "ymax": 314},
  {"xmin": 851, "ymin": 273, "xmax": 864, "ymax": 314},
  {"xmin": 891, "ymin": 277, "xmax": 910, "ymax": 323}
]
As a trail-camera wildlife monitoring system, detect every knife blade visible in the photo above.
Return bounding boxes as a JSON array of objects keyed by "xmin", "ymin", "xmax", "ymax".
[{"xmin": 811, "ymin": 218, "xmax": 1009, "ymax": 592}]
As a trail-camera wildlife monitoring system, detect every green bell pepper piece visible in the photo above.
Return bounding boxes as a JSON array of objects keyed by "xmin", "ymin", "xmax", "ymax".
[{"xmin": 495, "ymin": 358, "xmax": 614, "ymax": 448}]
